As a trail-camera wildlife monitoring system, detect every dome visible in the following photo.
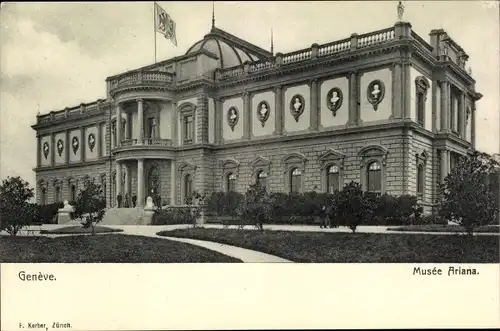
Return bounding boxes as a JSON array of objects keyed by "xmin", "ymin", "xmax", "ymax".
[{"xmin": 186, "ymin": 27, "xmax": 272, "ymax": 69}]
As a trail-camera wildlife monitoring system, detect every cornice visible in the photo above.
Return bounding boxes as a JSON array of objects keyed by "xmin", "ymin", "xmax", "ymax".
[{"xmin": 33, "ymin": 159, "xmax": 108, "ymax": 172}]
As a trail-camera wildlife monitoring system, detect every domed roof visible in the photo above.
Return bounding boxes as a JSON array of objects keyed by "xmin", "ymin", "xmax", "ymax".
[{"xmin": 186, "ymin": 27, "xmax": 272, "ymax": 69}]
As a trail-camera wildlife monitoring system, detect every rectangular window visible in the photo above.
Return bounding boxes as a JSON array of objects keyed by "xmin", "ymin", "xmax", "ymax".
[
  {"xmin": 184, "ymin": 115, "xmax": 193, "ymax": 144},
  {"xmin": 417, "ymin": 92, "xmax": 425, "ymax": 126}
]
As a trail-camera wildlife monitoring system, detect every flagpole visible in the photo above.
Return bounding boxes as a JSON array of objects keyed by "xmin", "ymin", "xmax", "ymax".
[{"xmin": 153, "ymin": 1, "xmax": 157, "ymax": 63}]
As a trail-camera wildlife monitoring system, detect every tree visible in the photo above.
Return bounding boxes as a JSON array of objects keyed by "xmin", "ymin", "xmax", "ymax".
[
  {"xmin": 70, "ymin": 179, "xmax": 106, "ymax": 235},
  {"xmin": 439, "ymin": 151, "xmax": 499, "ymax": 236},
  {"xmin": 185, "ymin": 190, "xmax": 206, "ymax": 227},
  {"xmin": 238, "ymin": 183, "xmax": 269, "ymax": 230},
  {"xmin": 335, "ymin": 181, "xmax": 374, "ymax": 233},
  {"xmin": 0, "ymin": 176, "xmax": 35, "ymax": 236}
]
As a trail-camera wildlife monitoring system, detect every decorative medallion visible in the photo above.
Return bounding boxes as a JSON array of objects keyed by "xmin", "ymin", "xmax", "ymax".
[
  {"xmin": 42, "ymin": 142, "xmax": 49, "ymax": 159},
  {"xmin": 56, "ymin": 139, "xmax": 64, "ymax": 157},
  {"xmin": 71, "ymin": 136, "xmax": 80, "ymax": 155},
  {"xmin": 227, "ymin": 106, "xmax": 239, "ymax": 132},
  {"xmin": 256, "ymin": 101, "xmax": 270, "ymax": 127},
  {"xmin": 289, "ymin": 94, "xmax": 305, "ymax": 122},
  {"xmin": 367, "ymin": 80, "xmax": 385, "ymax": 111},
  {"xmin": 326, "ymin": 88, "xmax": 343, "ymax": 116},
  {"xmin": 88, "ymin": 133, "xmax": 96, "ymax": 152}
]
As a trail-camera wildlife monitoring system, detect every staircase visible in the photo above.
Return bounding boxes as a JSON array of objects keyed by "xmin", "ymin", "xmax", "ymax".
[{"xmin": 101, "ymin": 207, "xmax": 154, "ymax": 225}]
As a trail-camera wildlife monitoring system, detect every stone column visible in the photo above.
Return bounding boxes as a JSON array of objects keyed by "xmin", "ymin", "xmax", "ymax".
[
  {"xmin": 440, "ymin": 149, "xmax": 448, "ymax": 184},
  {"xmin": 116, "ymin": 104, "xmax": 122, "ymax": 146},
  {"xmin": 137, "ymin": 99, "xmax": 144, "ymax": 144},
  {"xmin": 440, "ymin": 80, "xmax": 449, "ymax": 131},
  {"xmin": 459, "ymin": 92, "xmax": 466, "ymax": 138},
  {"xmin": 116, "ymin": 161, "xmax": 122, "ymax": 203},
  {"xmin": 214, "ymin": 98, "xmax": 222, "ymax": 143},
  {"xmin": 309, "ymin": 78, "xmax": 319, "ymax": 131},
  {"xmin": 170, "ymin": 159, "xmax": 176, "ymax": 205},
  {"xmin": 243, "ymin": 92, "xmax": 251, "ymax": 139},
  {"xmin": 274, "ymin": 86, "xmax": 283, "ymax": 135},
  {"xmin": 125, "ymin": 112, "xmax": 130, "ymax": 140},
  {"xmin": 348, "ymin": 71, "xmax": 358, "ymax": 126},
  {"xmin": 471, "ymin": 103, "xmax": 476, "ymax": 148},
  {"xmin": 126, "ymin": 164, "xmax": 132, "ymax": 199},
  {"xmin": 137, "ymin": 158, "xmax": 144, "ymax": 207},
  {"xmin": 171, "ymin": 102, "xmax": 178, "ymax": 146},
  {"xmin": 36, "ymin": 135, "xmax": 41, "ymax": 167}
]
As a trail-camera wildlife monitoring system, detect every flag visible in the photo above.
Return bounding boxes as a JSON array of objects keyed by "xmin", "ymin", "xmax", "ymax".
[{"xmin": 155, "ymin": 2, "xmax": 177, "ymax": 46}]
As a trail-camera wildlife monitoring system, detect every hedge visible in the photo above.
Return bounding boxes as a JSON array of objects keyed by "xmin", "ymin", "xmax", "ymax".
[
  {"xmin": 31, "ymin": 202, "xmax": 64, "ymax": 224},
  {"xmin": 205, "ymin": 190, "xmax": 426, "ymax": 226}
]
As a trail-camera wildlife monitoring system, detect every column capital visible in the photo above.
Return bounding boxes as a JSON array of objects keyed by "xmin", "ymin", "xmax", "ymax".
[
  {"xmin": 242, "ymin": 92, "xmax": 249, "ymax": 99},
  {"xmin": 274, "ymin": 85, "xmax": 283, "ymax": 92}
]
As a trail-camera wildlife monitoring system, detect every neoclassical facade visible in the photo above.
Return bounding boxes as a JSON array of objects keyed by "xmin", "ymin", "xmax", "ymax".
[{"xmin": 32, "ymin": 20, "xmax": 482, "ymax": 214}]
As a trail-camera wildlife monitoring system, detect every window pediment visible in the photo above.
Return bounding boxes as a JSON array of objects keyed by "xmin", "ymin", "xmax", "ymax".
[
  {"xmin": 358, "ymin": 145, "xmax": 388, "ymax": 167},
  {"xmin": 319, "ymin": 149, "xmax": 346, "ymax": 169},
  {"xmin": 282, "ymin": 152, "xmax": 307, "ymax": 173},
  {"xmin": 416, "ymin": 150, "xmax": 428, "ymax": 166},
  {"xmin": 250, "ymin": 156, "xmax": 271, "ymax": 168},
  {"xmin": 178, "ymin": 161, "xmax": 197, "ymax": 172},
  {"xmin": 178, "ymin": 102, "xmax": 197, "ymax": 114},
  {"xmin": 221, "ymin": 158, "xmax": 240, "ymax": 176}
]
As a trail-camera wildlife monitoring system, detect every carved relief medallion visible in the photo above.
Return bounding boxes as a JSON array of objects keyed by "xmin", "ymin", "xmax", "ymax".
[
  {"xmin": 257, "ymin": 101, "xmax": 270, "ymax": 127},
  {"xmin": 227, "ymin": 106, "xmax": 239, "ymax": 132},
  {"xmin": 289, "ymin": 94, "xmax": 305, "ymax": 122},
  {"xmin": 42, "ymin": 142, "xmax": 50, "ymax": 159},
  {"xmin": 88, "ymin": 133, "xmax": 96, "ymax": 152},
  {"xmin": 57, "ymin": 139, "xmax": 64, "ymax": 157},
  {"xmin": 326, "ymin": 88, "xmax": 343, "ymax": 116},
  {"xmin": 367, "ymin": 80, "xmax": 385, "ymax": 111},
  {"xmin": 71, "ymin": 136, "xmax": 80, "ymax": 155}
]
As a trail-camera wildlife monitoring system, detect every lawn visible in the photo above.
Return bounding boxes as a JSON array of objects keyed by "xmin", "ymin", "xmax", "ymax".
[
  {"xmin": 40, "ymin": 225, "xmax": 123, "ymax": 234},
  {"xmin": 0, "ymin": 234, "xmax": 241, "ymax": 263},
  {"xmin": 158, "ymin": 228, "xmax": 499, "ymax": 263},
  {"xmin": 387, "ymin": 224, "xmax": 499, "ymax": 233}
]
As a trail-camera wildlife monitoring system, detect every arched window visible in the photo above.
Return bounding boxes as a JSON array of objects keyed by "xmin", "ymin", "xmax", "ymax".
[
  {"xmin": 417, "ymin": 164, "xmax": 424, "ymax": 197},
  {"xmin": 184, "ymin": 174, "xmax": 193, "ymax": 203},
  {"xmin": 415, "ymin": 76, "xmax": 429, "ymax": 127},
  {"xmin": 256, "ymin": 170, "xmax": 268, "ymax": 189},
  {"xmin": 41, "ymin": 187, "xmax": 47, "ymax": 205},
  {"xmin": 367, "ymin": 161, "xmax": 382, "ymax": 194},
  {"xmin": 327, "ymin": 165, "xmax": 340, "ymax": 193},
  {"xmin": 290, "ymin": 168, "xmax": 302, "ymax": 193},
  {"xmin": 70, "ymin": 185, "xmax": 77, "ymax": 202},
  {"xmin": 226, "ymin": 173, "xmax": 236, "ymax": 192},
  {"xmin": 55, "ymin": 186, "xmax": 61, "ymax": 202}
]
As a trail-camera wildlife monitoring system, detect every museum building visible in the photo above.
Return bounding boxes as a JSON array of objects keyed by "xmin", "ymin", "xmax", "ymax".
[{"xmin": 32, "ymin": 16, "xmax": 482, "ymax": 214}]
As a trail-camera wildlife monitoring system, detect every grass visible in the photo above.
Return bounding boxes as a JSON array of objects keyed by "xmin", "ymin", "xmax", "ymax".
[
  {"xmin": 158, "ymin": 228, "xmax": 499, "ymax": 263},
  {"xmin": 387, "ymin": 224, "xmax": 499, "ymax": 233},
  {"xmin": 0, "ymin": 234, "xmax": 241, "ymax": 263},
  {"xmin": 39, "ymin": 225, "xmax": 123, "ymax": 234}
]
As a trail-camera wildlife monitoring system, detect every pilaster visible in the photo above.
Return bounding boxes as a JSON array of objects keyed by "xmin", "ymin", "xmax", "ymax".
[
  {"xmin": 274, "ymin": 86, "xmax": 283, "ymax": 135},
  {"xmin": 36, "ymin": 135, "xmax": 41, "ymax": 167},
  {"xmin": 440, "ymin": 80, "xmax": 449, "ymax": 131},
  {"xmin": 50, "ymin": 133, "xmax": 55, "ymax": 166},
  {"xmin": 116, "ymin": 104, "xmax": 122, "ymax": 146},
  {"xmin": 309, "ymin": 78, "xmax": 319, "ymax": 131},
  {"xmin": 137, "ymin": 99, "xmax": 144, "ymax": 144},
  {"xmin": 80, "ymin": 126, "xmax": 85, "ymax": 162},
  {"xmin": 348, "ymin": 71, "xmax": 359, "ymax": 126},
  {"xmin": 392, "ymin": 63, "xmax": 403, "ymax": 119},
  {"xmin": 243, "ymin": 92, "xmax": 251, "ymax": 139},
  {"xmin": 214, "ymin": 98, "xmax": 223, "ymax": 143},
  {"xmin": 137, "ymin": 158, "xmax": 144, "ymax": 207}
]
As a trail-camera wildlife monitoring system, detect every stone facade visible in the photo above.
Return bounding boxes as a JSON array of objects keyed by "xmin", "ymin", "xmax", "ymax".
[{"xmin": 32, "ymin": 21, "xmax": 482, "ymax": 215}]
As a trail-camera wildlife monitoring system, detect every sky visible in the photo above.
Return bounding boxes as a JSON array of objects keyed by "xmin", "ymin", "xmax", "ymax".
[{"xmin": 1, "ymin": 1, "xmax": 499, "ymax": 187}]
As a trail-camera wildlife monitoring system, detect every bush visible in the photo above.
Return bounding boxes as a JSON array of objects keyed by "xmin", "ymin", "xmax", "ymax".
[
  {"xmin": 33, "ymin": 202, "xmax": 64, "ymax": 224},
  {"xmin": 0, "ymin": 176, "xmax": 35, "ymax": 235},
  {"xmin": 70, "ymin": 179, "xmax": 106, "ymax": 234},
  {"xmin": 152, "ymin": 207, "xmax": 197, "ymax": 225}
]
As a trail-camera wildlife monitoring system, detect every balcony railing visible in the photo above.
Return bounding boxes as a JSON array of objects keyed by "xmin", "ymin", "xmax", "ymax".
[
  {"xmin": 119, "ymin": 138, "xmax": 172, "ymax": 147},
  {"xmin": 109, "ymin": 70, "xmax": 176, "ymax": 91}
]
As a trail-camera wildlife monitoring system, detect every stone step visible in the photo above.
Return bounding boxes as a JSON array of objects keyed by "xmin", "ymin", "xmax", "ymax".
[{"xmin": 101, "ymin": 207, "xmax": 153, "ymax": 225}]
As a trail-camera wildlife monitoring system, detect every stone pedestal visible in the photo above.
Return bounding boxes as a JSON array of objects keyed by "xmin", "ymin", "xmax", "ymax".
[
  {"xmin": 57, "ymin": 200, "xmax": 75, "ymax": 224},
  {"xmin": 142, "ymin": 196, "xmax": 156, "ymax": 225}
]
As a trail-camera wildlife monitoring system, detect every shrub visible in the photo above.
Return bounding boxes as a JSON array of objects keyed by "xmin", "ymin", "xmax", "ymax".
[
  {"xmin": 70, "ymin": 179, "xmax": 106, "ymax": 235},
  {"xmin": 238, "ymin": 183, "xmax": 269, "ymax": 230},
  {"xmin": 34, "ymin": 202, "xmax": 64, "ymax": 224},
  {"xmin": 0, "ymin": 176, "xmax": 35, "ymax": 235},
  {"xmin": 439, "ymin": 151, "xmax": 499, "ymax": 235},
  {"xmin": 152, "ymin": 207, "xmax": 195, "ymax": 225},
  {"xmin": 333, "ymin": 181, "xmax": 375, "ymax": 233}
]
